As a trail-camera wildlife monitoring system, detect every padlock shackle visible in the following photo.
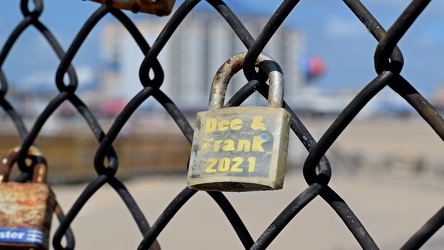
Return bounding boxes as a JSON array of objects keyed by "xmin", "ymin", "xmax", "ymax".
[
  {"xmin": 209, "ymin": 52, "xmax": 284, "ymax": 111},
  {"xmin": 0, "ymin": 146, "xmax": 47, "ymax": 184}
]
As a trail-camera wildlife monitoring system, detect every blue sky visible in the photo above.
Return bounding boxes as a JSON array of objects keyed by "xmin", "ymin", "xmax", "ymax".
[{"xmin": 0, "ymin": 0, "xmax": 443, "ymax": 97}]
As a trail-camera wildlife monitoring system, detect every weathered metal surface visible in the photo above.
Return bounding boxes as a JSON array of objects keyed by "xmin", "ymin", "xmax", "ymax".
[
  {"xmin": 0, "ymin": 183, "xmax": 55, "ymax": 250},
  {"xmin": 0, "ymin": 147, "xmax": 55, "ymax": 250},
  {"xmin": 208, "ymin": 52, "xmax": 285, "ymax": 111},
  {"xmin": 188, "ymin": 107, "xmax": 290, "ymax": 191},
  {"xmin": 89, "ymin": 0, "xmax": 176, "ymax": 15},
  {"xmin": 188, "ymin": 53, "xmax": 290, "ymax": 192}
]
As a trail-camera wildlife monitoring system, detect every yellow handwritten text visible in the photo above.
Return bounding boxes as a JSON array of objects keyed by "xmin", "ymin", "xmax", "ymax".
[{"xmin": 205, "ymin": 157, "xmax": 257, "ymax": 173}]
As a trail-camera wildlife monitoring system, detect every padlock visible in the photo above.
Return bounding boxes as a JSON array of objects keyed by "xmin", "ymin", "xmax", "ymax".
[
  {"xmin": 0, "ymin": 147, "xmax": 55, "ymax": 250},
  {"xmin": 88, "ymin": 0, "xmax": 176, "ymax": 16},
  {"xmin": 187, "ymin": 53, "xmax": 291, "ymax": 192}
]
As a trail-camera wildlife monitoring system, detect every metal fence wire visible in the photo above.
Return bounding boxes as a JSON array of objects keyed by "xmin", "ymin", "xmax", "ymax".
[{"xmin": 0, "ymin": 0, "xmax": 443, "ymax": 249}]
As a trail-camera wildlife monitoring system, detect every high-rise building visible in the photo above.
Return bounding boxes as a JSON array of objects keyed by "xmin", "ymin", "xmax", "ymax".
[{"xmin": 99, "ymin": 11, "xmax": 304, "ymax": 112}]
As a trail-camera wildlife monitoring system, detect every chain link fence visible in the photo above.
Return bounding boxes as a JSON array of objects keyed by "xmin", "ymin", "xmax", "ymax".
[{"xmin": 0, "ymin": 0, "xmax": 443, "ymax": 249}]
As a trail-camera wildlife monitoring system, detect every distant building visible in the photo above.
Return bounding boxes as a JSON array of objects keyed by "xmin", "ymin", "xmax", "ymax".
[{"xmin": 99, "ymin": 11, "xmax": 304, "ymax": 113}]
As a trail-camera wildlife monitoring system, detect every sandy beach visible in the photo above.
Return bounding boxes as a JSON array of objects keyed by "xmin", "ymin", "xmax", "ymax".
[
  {"xmin": 51, "ymin": 171, "xmax": 443, "ymax": 249},
  {"xmin": 42, "ymin": 118, "xmax": 444, "ymax": 249}
]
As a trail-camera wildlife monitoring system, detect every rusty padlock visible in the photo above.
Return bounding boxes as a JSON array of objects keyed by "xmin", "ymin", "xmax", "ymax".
[
  {"xmin": 187, "ymin": 53, "xmax": 291, "ymax": 192},
  {"xmin": 88, "ymin": 0, "xmax": 176, "ymax": 16},
  {"xmin": 0, "ymin": 147, "xmax": 55, "ymax": 250}
]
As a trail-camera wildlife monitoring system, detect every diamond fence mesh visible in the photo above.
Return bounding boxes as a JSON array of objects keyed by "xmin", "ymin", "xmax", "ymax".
[{"xmin": 0, "ymin": 0, "xmax": 443, "ymax": 249}]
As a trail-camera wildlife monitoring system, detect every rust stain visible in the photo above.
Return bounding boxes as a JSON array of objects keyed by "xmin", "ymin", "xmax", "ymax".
[
  {"xmin": 0, "ymin": 147, "xmax": 55, "ymax": 248},
  {"xmin": 0, "ymin": 183, "xmax": 55, "ymax": 229},
  {"xmin": 89, "ymin": 0, "xmax": 176, "ymax": 16}
]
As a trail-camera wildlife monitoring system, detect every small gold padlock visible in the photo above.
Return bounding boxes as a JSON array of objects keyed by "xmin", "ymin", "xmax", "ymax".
[
  {"xmin": 0, "ymin": 147, "xmax": 55, "ymax": 250},
  {"xmin": 187, "ymin": 53, "xmax": 291, "ymax": 192},
  {"xmin": 88, "ymin": 0, "xmax": 176, "ymax": 16}
]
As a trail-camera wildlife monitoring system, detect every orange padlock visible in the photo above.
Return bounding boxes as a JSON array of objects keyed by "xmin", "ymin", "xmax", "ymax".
[{"xmin": 0, "ymin": 147, "xmax": 55, "ymax": 250}]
